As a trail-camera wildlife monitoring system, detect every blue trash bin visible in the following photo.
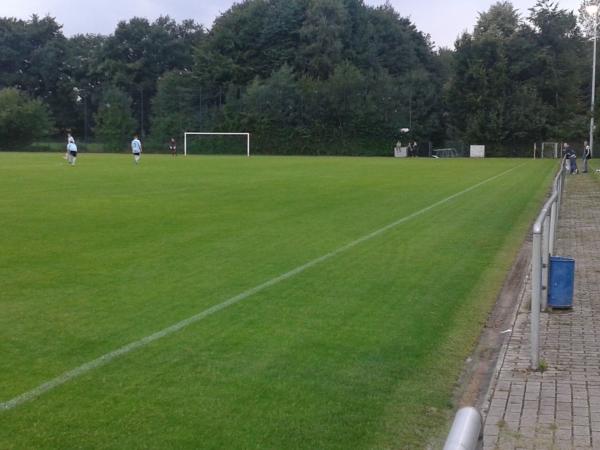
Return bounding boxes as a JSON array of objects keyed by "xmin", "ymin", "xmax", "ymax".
[{"xmin": 548, "ymin": 256, "xmax": 575, "ymax": 308}]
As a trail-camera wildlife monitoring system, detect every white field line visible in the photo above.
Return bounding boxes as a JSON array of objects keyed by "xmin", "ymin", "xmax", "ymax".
[{"xmin": 0, "ymin": 164, "xmax": 523, "ymax": 412}]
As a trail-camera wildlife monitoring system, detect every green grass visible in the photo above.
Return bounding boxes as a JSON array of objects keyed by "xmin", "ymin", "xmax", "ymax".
[{"xmin": 0, "ymin": 153, "xmax": 555, "ymax": 449}]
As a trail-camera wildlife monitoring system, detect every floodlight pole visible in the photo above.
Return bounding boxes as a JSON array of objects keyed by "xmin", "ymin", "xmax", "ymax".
[
  {"xmin": 83, "ymin": 92, "xmax": 88, "ymax": 143},
  {"xmin": 140, "ymin": 87, "xmax": 145, "ymax": 138},
  {"xmin": 589, "ymin": 4, "xmax": 599, "ymax": 158}
]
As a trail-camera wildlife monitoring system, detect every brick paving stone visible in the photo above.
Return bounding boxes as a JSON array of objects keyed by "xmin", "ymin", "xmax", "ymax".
[
  {"xmin": 555, "ymin": 428, "xmax": 572, "ymax": 440},
  {"xmin": 482, "ymin": 173, "xmax": 600, "ymax": 449},
  {"xmin": 576, "ymin": 415, "xmax": 592, "ymax": 426}
]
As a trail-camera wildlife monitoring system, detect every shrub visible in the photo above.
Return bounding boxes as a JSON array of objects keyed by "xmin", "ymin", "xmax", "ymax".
[{"xmin": 0, "ymin": 88, "xmax": 54, "ymax": 149}]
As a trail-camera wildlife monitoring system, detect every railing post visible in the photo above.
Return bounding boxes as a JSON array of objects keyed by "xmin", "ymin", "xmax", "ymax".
[
  {"xmin": 531, "ymin": 229, "xmax": 542, "ymax": 369},
  {"xmin": 549, "ymin": 202, "xmax": 557, "ymax": 255},
  {"xmin": 541, "ymin": 214, "xmax": 551, "ymax": 310}
]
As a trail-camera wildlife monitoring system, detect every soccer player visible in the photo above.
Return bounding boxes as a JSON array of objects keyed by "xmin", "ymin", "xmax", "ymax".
[
  {"xmin": 65, "ymin": 131, "xmax": 75, "ymax": 159},
  {"xmin": 131, "ymin": 134, "xmax": 142, "ymax": 164},
  {"xmin": 67, "ymin": 140, "xmax": 77, "ymax": 165},
  {"xmin": 169, "ymin": 138, "xmax": 177, "ymax": 156}
]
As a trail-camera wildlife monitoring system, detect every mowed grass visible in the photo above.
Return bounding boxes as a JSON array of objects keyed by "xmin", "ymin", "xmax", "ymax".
[{"xmin": 0, "ymin": 153, "xmax": 555, "ymax": 449}]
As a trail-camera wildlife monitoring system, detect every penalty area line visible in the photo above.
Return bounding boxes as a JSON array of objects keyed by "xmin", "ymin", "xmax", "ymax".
[{"xmin": 0, "ymin": 163, "xmax": 523, "ymax": 412}]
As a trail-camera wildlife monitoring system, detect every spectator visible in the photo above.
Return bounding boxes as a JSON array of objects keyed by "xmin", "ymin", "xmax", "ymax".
[{"xmin": 583, "ymin": 141, "xmax": 591, "ymax": 173}]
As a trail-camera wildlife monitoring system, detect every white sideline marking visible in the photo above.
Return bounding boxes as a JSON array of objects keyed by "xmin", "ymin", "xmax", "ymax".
[{"xmin": 0, "ymin": 164, "xmax": 522, "ymax": 412}]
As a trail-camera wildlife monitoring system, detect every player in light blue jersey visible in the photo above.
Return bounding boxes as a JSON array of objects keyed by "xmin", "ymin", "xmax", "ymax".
[
  {"xmin": 67, "ymin": 141, "xmax": 77, "ymax": 165},
  {"xmin": 65, "ymin": 131, "xmax": 75, "ymax": 159},
  {"xmin": 131, "ymin": 134, "xmax": 142, "ymax": 164}
]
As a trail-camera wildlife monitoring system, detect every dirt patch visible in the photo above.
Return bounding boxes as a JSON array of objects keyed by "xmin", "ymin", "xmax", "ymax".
[{"xmin": 452, "ymin": 235, "xmax": 532, "ymax": 410}]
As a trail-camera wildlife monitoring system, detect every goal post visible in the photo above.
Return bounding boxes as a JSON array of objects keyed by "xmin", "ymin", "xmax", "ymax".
[
  {"xmin": 541, "ymin": 142, "xmax": 559, "ymax": 159},
  {"xmin": 183, "ymin": 132, "xmax": 250, "ymax": 157}
]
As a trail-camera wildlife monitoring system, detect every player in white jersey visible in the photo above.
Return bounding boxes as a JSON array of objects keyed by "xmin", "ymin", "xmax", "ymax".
[
  {"xmin": 131, "ymin": 134, "xmax": 142, "ymax": 164},
  {"xmin": 67, "ymin": 141, "xmax": 77, "ymax": 165},
  {"xmin": 65, "ymin": 132, "xmax": 75, "ymax": 159}
]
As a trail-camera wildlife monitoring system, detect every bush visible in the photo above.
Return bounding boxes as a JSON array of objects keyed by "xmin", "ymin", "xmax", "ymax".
[{"xmin": 0, "ymin": 88, "xmax": 54, "ymax": 149}]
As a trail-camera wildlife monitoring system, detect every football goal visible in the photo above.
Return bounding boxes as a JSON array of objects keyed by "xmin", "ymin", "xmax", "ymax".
[
  {"xmin": 183, "ymin": 132, "xmax": 250, "ymax": 157},
  {"xmin": 541, "ymin": 142, "xmax": 559, "ymax": 159}
]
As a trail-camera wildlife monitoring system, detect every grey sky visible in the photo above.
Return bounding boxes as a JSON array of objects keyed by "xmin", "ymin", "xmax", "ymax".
[{"xmin": 3, "ymin": 0, "xmax": 584, "ymax": 48}]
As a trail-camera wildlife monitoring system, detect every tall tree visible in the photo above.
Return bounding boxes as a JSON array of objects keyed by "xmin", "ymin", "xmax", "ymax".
[
  {"xmin": 297, "ymin": 0, "xmax": 349, "ymax": 79},
  {"xmin": 528, "ymin": 0, "xmax": 587, "ymax": 139},
  {"xmin": 0, "ymin": 16, "xmax": 68, "ymax": 129},
  {"xmin": 150, "ymin": 71, "xmax": 202, "ymax": 146},
  {"xmin": 99, "ymin": 16, "xmax": 204, "ymax": 136},
  {"xmin": 62, "ymin": 34, "xmax": 108, "ymax": 140},
  {"xmin": 447, "ymin": 1, "xmax": 587, "ymax": 151},
  {"xmin": 93, "ymin": 85, "xmax": 136, "ymax": 150}
]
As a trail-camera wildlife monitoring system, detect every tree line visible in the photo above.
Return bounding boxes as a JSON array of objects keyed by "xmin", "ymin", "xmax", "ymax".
[{"xmin": 0, "ymin": 0, "xmax": 594, "ymax": 155}]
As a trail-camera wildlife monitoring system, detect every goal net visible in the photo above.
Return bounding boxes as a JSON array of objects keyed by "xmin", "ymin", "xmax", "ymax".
[
  {"xmin": 541, "ymin": 142, "xmax": 559, "ymax": 159},
  {"xmin": 183, "ymin": 132, "xmax": 250, "ymax": 156}
]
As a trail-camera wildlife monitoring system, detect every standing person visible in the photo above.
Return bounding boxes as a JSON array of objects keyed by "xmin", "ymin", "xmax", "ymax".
[
  {"xmin": 412, "ymin": 141, "xmax": 418, "ymax": 157},
  {"xmin": 407, "ymin": 141, "xmax": 413, "ymax": 158},
  {"xmin": 168, "ymin": 138, "xmax": 177, "ymax": 156},
  {"xmin": 394, "ymin": 140, "xmax": 403, "ymax": 157},
  {"xmin": 131, "ymin": 134, "xmax": 142, "ymax": 164},
  {"xmin": 67, "ymin": 140, "xmax": 77, "ymax": 165},
  {"xmin": 569, "ymin": 145, "xmax": 578, "ymax": 174},
  {"xmin": 583, "ymin": 141, "xmax": 591, "ymax": 173},
  {"xmin": 563, "ymin": 143, "xmax": 571, "ymax": 173},
  {"xmin": 65, "ymin": 131, "xmax": 75, "ymax": 160}
]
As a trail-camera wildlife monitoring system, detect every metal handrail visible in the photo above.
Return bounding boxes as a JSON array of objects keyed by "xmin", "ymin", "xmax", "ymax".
[
  {"xmin": 443, "ymin": 407, "xmax": 482, "ymax": 450},
  {"xmin": 444, "ymin": 160, "xmax": 565, "ymax": 449},
  {"xmin": 531, "ymin": 158, "xmax": 566, "ymax": 368}
]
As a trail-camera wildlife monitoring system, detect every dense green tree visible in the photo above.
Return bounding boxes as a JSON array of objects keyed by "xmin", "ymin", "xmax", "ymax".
[
  {"xmin": 447, "ymin": 1, "xmax": 588, "ymax": 152},
  {"xmin": 475, "ymin": 1, "xmax": 521, "ymax": 38},
  {"xmin": 5, "ymin": 0, "xmax": 595, "ymax": 155},
  {"xmin": 62, "ymin": 34, "xmax": 108, "ymax": 140},
  {"xmin": 187, "ymin": 0, "xmax": 444, "ymax": 153},
  {"xmin": 93, "ymin": 85, "xmax": 136, "ymax": 150},
  {"xmin": 98, "ymin": 16, "xmax": 204, "ymax": 136},
  {"xmin": 298, "ymin": 0, "xmax": 349, "ymax": 79},
  {"xmin": 527, "ymin": 0, "xmax": 587, "ymax": 140},
  {"xmin": 149, "ymin": 71, "xmax": 202, "ymax": 146},
  {"xmin": 0, "ymin": 16, "xmax": 69, "ymax": 130},
  {"xmin": 0, "ymin": 88, "xmax": 53, "ymax": 148},
  {"xmin": 0, "ymin": 15, "xmax": 64, "ymax": 94}
]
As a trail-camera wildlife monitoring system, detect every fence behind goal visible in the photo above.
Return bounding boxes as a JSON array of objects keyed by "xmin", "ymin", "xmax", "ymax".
[
  {"xmin": 533, "ymin": 142, "xmax": 560, "ymax": 159},
  {"xmin": 184, "ymin": 132, "xmax": 250, "ymax": 157}
]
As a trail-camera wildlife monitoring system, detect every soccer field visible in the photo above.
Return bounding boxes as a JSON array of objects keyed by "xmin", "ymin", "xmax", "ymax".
[{"xmin": 0, "ymin": 153, "xmax": 555, "ymax": 449}]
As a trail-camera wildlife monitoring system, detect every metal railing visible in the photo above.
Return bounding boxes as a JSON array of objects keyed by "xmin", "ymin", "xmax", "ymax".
[
  {"xmin": 530, "ymin": 159, "xmax": 566, "ymax": 369},
  {"xmin": 443, "ymin": 407, "xmax": 482, "ymax": 450},
  {"xmin": 443, "ymin": 160, "xmax": 565, "ymax": 448}
]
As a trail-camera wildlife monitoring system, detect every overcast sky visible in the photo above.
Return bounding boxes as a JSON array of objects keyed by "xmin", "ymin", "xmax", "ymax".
[{"xmin": 3, "ymin": 0, "xmax": 584, "ymax": 49}]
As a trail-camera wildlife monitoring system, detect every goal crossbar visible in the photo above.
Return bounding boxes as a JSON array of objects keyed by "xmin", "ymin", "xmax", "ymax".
[{"xmin": 184, "ymin": 132, "xmax": 250, "ymax": 157}]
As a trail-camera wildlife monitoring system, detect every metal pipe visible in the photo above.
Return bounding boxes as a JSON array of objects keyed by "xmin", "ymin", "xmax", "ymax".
[
  {"xmin": 541, "ymin": 214, "xmax": 550, "ymax": 310},
  {"xmin": 531, "ymin": 230, "xmax": 542, "ymax": 369},
  {"xmin": 549, "ymin": 201, "xmax": 557, "ymax": 255},
  {"xmin": 443, "ymin": 407, "xmax": 482, "ymax": 450},
  {"xmin": 531, "ymin": 233, "xmax": 542, "ymax": 369},
  {"xmin": 591, "ymin": 11, "xmax": 598, "ymax": 158}
]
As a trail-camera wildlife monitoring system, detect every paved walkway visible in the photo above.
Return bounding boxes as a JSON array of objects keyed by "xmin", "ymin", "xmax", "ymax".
[{"xmin": 482, "ymin": 172, "xmax": 600, "ymax": 450}]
